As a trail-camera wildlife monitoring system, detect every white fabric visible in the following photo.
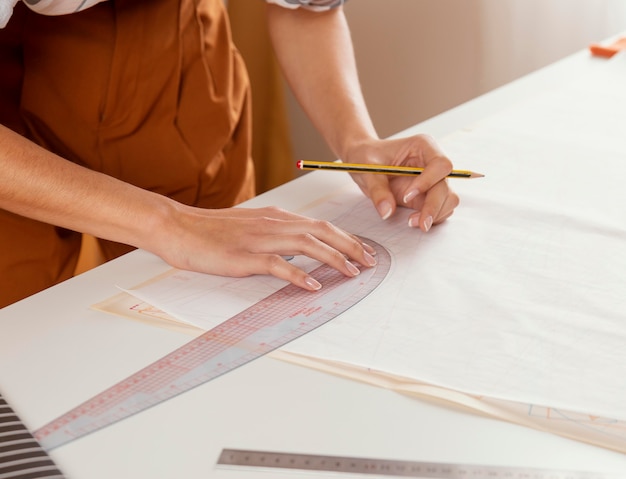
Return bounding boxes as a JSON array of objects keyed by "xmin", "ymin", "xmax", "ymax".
[
  {"xmin": 0, "ymin": 0, "xmax": 17, "ymax": 27},
  {"xmin": 125, "ymin": 54, "xmax": 626, "ymax": 424},
  {"xmin": 1, "ymin": 0, "xmax": 343, "ymax": 28},
  {"xmin": 0, "ymin": 0, "xmax": 105, "ymax": 27},
  {"xmin": 21, "ymin": 0, "xmax": 105, "ymax": 15},
  {"xmin": 265, "ymin": 0, "xmax": 345, "ymax": 12}
]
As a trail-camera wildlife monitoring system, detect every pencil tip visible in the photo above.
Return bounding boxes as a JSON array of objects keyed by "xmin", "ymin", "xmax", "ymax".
[{"xmin": 472, "ymin": 172, "xmax": 485, "ymax": 178}]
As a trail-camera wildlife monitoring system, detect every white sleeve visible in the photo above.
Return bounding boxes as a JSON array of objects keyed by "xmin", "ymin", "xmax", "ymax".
[
  {"xmin": 19, "ymin": 0, "xmax": 106, "ymax": 16},
  {"xmin": 0, "ymin": 0, "xmax": 18, "ymax": 28},
  {"xmin": 265, "ymin": 0, "xmax": 345, "ymax": 12},
  {"xmin": 2, "ymin": 0, "xmax": 108, "ymax": 27}
]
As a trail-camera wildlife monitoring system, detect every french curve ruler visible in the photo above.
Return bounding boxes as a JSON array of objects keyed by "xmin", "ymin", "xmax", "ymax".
[
  {"xmin": 33, "ymin": 238, "xmax": 391, "ymax": 451},
  {"xmin": 217, "ymin": 449, "xmax": 619, "ymax": 479}
]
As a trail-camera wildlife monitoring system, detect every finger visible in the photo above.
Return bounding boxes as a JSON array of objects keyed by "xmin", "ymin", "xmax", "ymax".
[
  {"xmin": 401, "ymin": 140, "xmax": 453, "ymax": 203},
  {"xmin": 351, "ymin": 171, "xmax": 396, "ymax": 221},
  {"xmin": 431, "ymin": 189, "xmax": 459, "ymax": 225},
  {"xmin": 246, "ymin": 253, "xmax": 324, "ymax": 291},
  {"xmin": 401, "ymin": 158, "xmax": 452, "ymax": 205},
  {"xmin": 266, "ymin": 254, "xmax": 325, "ymax": 291},
  {"xmin": 248, "ymin": 215, "xmax": 378, "ymax": 269},
  {"xmin": 300, "ymin": 220, "xmax": 378, "ymax": 269},
  {"xmin": 251, "ymin": 229, "xmax": 375, "ymax": 275},
  {"xmin": 208, "ymin": 206, "xmax": 376, "ymax": 257},
  {"xmin": 407, "ymin": 184, "xmax": 459, "ymax": 231}
]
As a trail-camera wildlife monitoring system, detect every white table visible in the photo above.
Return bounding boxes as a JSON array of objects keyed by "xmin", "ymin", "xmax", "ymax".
[{"xmin": 1, "ymin": 46, "xmax": 625, "ymax": 478}]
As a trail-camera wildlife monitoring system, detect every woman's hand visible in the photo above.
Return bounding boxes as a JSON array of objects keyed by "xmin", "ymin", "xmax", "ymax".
[
  {"xmin": 344, "ymin": 135, "xmax": 460, "ymax": 231},
  {"xmin": 151, "ymin": 203, "xmax": 378, "ymax": 292}
]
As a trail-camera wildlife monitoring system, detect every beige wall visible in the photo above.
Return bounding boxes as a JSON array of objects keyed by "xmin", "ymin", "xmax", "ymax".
[{"xmin": 285, "ymin": 0, "xmax": 626, "ymax": 163}]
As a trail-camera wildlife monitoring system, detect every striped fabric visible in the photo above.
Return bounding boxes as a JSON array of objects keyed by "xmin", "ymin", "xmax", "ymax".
[{"xmin": 0, "ymin": 394, "xmax": 65, "ymax": 479}]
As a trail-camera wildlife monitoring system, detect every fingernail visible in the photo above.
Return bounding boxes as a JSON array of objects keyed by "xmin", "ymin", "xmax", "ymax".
[
  {"xmin": 403, "ymin": 189, "xmax": 420, "ymax": 204},
  {"xmin": 362, "ymin": 242, "xmax": 377, "ymax": 255},
  {"xmin": 424, "ymin": 215, "xmax": 433, "ymax": 232},
  {"xmin": 305, "ymin": 276, "xmax": 322, "ymax": 290},
  {"xmin": 363, "ymin": 251, "xmax": 377, "ymax": 266},
  {"xmin": 345, "ymin": 260, "xmax": 361, "ymax": 276},
  {"xmin": 377, "ymin": 201, "xmax": 393, "ymax": 220},
  {"xmin": 408, "ymin": 213, "xmax": 420, "ymax": 228}
]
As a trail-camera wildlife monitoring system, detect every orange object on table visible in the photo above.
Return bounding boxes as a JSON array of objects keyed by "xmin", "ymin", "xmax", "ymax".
[{"xmin": 589, "ymin": 36, "xmax": 626, "ymax": 58}]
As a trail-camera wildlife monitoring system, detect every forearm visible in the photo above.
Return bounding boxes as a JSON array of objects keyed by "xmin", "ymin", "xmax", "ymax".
[
  {"xmin": 0, "ymin": 124, "xmax": 174, "ymax": 252},
  {"xmin": 266, "ymin": 4, "xmax": 378, "ymax": 160},
  {"xmin": 266, "ymin": 6, "xmax": 458, "ymax": 228},
  {"xmin": 0, "ymin": 124, "xmax": 377, "ymax": 289}
]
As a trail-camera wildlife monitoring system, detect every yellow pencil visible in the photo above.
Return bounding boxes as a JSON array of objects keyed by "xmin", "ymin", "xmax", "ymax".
[{"xmin": 296, "ymin": 160, "xmax": 484, "ymax": 179}]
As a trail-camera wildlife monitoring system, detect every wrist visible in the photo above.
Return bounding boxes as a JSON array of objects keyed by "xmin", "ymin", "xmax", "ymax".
[
  {"xmin": 338, "ymin": 136, "xmax": 382, "ymax": 164},
  {"xmin": 128, "ymin": 193, "xmax": 185, "ymax": 256}
]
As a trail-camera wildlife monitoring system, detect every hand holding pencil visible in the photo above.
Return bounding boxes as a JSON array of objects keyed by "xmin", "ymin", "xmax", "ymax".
[{"xmin": 326, "ymin": 135, "xmax": 468, "ymax": 232}]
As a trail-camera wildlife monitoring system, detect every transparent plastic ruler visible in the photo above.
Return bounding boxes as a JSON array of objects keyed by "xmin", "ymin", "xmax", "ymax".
[
  {"xmin": 34, "ymin": 238, "xmax": 391, "ymax": 451},
  {"xmin": 217, "ymin": 449, "xmax": 618, "ymax": 479}
]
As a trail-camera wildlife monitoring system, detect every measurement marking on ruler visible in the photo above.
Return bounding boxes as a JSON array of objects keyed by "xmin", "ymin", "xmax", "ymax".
[
  {"xmin": 34, "ymin": 238, "xmax": 390, "ymax": 451},
  {"xmin": 217, "ymin": 449, "xmax": 620, "ymax": 479}
]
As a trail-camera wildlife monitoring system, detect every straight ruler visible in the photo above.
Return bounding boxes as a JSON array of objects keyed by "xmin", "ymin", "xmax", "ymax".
[
  {"xmin": 217, "ymin": 449, "xmax": 620, "ymax": 479},
  {"xmin": 33, "ymin": 238, "xmax": 391, "ymax": 451}
]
